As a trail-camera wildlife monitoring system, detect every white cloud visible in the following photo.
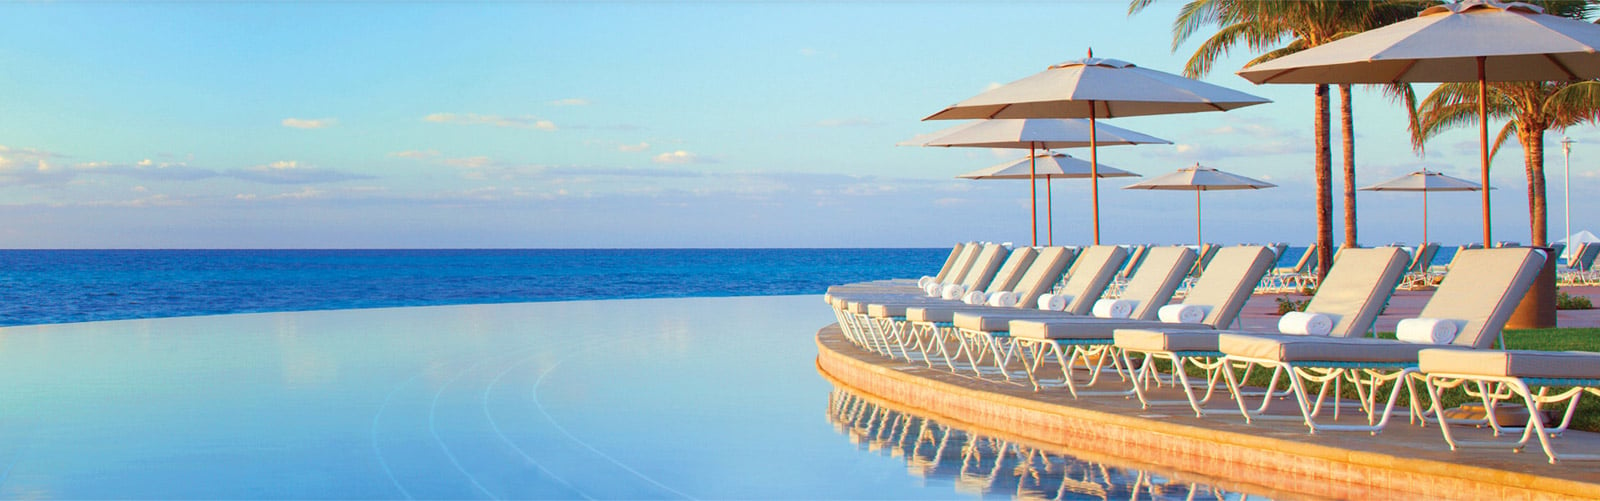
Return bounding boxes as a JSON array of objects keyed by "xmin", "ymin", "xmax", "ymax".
[
  {"xmin": 653, "ymin": 150, "xmax": 704, "ymax": 164},
  {"xmin": 618, "ymin": 142, "xmax": 650, "ymax": 152},
  {"xmin": 389, "ymin": 150, "xmax": 440, "ymax": 159},
  {"xmin": 282, "ymin": 117, "xmax": 337, "ymax": 129},
  {"xmin": 423, "ymin": 113, "xmax": 557, "ymax": 130},
  {"xmin": 548, "ymin": 98, "xmax": 590, "ymax": 106},
  {"xmin": 984, "ymin": 82, "xmax": 1004, "ymax": 92},
  {"xmin": 443, "ymin": 156, "xmax": 494, "ymax": 169}
]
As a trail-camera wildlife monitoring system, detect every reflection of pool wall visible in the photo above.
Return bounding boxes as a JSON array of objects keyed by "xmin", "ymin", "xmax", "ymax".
[
  {"xmin": 814, "ymin": 324, "xmax": 1597, "ymax": 500},
  {"xmin": 826, "ymin": 383, "xmax": 1242, "ymax": 500}
]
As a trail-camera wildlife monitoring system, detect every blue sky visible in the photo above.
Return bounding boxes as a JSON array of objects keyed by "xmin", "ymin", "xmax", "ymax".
[{"xmin": 0, "ymin": 1, "xmax": 1595, "ymax": 248}]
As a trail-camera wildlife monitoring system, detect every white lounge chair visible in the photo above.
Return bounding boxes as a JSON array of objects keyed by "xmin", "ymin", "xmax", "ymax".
[{"xmin": 1419, "ymin": 349, "xmax": 1600, "ymax": 463}]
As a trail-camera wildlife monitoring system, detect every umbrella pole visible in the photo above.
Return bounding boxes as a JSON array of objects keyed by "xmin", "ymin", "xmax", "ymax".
[
  {"xmin": 1030, "ymin": 144, "xmax": 1038, "ymax": 246},
  {"xmin": 1090, "ymin": 103, "xmax": 1101, "ymax": 245},
  {"xmin": 1047, "ymin": 172, "xmax": 1054, "ymax": 246},
  {"xmin": 1423, "ymin": 189, "xmax": 1429, "ymax": 245},
  {"xmin": 1195, "ymin": 190, "xmax": 1203, "ymax": 247},
  {"xmin": 1477, "ymin": 56, "xmax": 1491, "ymax": 246}
]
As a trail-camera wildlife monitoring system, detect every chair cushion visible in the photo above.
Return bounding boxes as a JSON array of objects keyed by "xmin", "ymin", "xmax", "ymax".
[
  {"xmin": 1419, "ymin": 349, "xmax": 1600, "ymax": 379},
  {"xmin": 953, "ymin": 310, "xmax": 1069, "ymax": 331},
  {"xmin": 1010, "ymin": 319, "xmax": 1210, "ymax": 340},
  {"xmin": 1115, "ymin": 328, "xmax": 1222, "ymax": 352},
  {"xmin": 1219, "ymin": 334, "xmax": 1435, "ymax": 364}
]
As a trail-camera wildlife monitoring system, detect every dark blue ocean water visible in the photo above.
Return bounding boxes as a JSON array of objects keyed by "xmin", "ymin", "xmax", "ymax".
[{"xmin": 0, "ymin": 249, "xmax": 947, "ymax": 327}]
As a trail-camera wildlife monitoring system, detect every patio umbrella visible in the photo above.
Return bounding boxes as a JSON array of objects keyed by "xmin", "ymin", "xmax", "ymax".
[
  {"xmin": 909, "ymin": 118, "xmax": 1168, "ymax": 245},
  {"xmin": 1122, "ymin": 164, "xmax": 1276, "ymax": 246},
  {"xmin": 958, "ymin": 152, "xmax": 1141, "ymax": 244},
  {"xmin": 1359, "ymin": 170, "xmax": 1483, "ymax": 245},
  {"xmin": 1237, "ymin": 0, "xmax": 1600, "ymax": 245},
  {"xmin": 924, "ymin": 51, "xmax": 1270, "ymax": 244}
]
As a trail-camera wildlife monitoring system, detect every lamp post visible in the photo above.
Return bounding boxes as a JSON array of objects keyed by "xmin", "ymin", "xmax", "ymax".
[{"xmin": 1563, "ymin": 136, "xmax": 1574, "ymax": 265}]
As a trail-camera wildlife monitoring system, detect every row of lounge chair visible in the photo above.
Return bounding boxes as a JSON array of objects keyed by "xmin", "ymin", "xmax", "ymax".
[{"xmin": 824, "ymin": 242, "xmax": 1599, "ymax": 464}]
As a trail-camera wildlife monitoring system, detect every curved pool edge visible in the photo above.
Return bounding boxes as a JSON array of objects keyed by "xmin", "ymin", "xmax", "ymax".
[{"xmin": 813, "ymin": 323, "xmax": 1600, "ymax": 500}]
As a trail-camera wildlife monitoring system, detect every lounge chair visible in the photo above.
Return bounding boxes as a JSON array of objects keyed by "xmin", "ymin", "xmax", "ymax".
[
  {"xmin": 1005, "ymin": 246, "xmax": 1273, "ymax": 394},
  {"xmin": 896, "ymin": 247, "xmax": 1076, "ymax": 368},
  {"xmin": 1559, "ymin": 242, "xmax": 1600, "ymax": 285},
  {"xmin": 1102, "ymin": 244, "xmax": 1149, "ymax": 298},
  {"xmin": 1113, "ymin": 247, "xmax": 1410, "ymax": 415},
  {"xmin": 949, "ymin": 246, "xmax": 1193, "ymax": 383},
  {"xmin": 1215, "ymin": 247, "xmax": 1546, "ymax": 434},
  {"xmin": 840, "ymin": 243, "xmax": 1017, "ymax": 358},
  {"xmin": 827, "ymin": 242, "xmax": 988, "ymax": 353},
  {"xmin": 861, "ymin": 245, "xmax": 1044, "ymax": 361},
  {"xmin": 1400, "ymin": 242, "xmax": 1440, "ymax": 290},
  {"xmin": 1419, "ymin": 348, "xmax": 1600, "ymax": 463},
  {"xmin": 1259, "ymin": 243, "xmax": 1316, "ymax": 293},
  {"xmin": 945, "ymin": 245, "xmax": 1130, "ymax": 376}
]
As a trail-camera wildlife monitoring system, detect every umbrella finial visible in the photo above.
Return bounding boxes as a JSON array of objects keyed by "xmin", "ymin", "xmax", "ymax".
[{"xmin": 1087, "ymin": 47, "xmax": 1093, "ymax": 58}]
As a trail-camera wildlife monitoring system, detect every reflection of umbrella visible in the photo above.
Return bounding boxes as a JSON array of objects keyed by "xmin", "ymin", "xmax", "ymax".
[
  {"xmin": 925, "ymin": 52, "xmax": 1269, "ymax": 244},
  {"xmin": 1359, "ymin": 170, "xmax": 1483, "ymax": 245},
  {"xmin": 912, "ymin": 119, "xmax": 1167, "ymax": 245},
  {"xmin": 1238, "ymin": 0, "xmax": 1600, "ymax": 245},
  {"xmin": 1122, "ymin": 164, "xmax": 1276, "ymax": 246}
]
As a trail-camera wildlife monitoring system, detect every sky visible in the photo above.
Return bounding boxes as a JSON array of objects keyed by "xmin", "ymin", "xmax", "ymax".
[{"xmin": 1, "ymin": 1, "xmax": 1596, "ymax": 249}]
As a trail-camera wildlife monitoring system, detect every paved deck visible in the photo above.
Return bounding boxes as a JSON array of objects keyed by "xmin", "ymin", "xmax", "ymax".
[{"xmin": 815, "ymin": 290, "xmax": 1600, "ymax": 500}]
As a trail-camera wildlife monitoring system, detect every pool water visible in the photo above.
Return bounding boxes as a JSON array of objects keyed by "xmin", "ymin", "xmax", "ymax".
[{"xmin": 0, "ymin": 295, "xmax": 1254, "ymax": 499}]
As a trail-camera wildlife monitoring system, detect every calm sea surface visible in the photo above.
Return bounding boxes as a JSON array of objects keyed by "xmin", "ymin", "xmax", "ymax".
[{"xmin": 0, "ymin": 248, "xmax": 947, "ymax": 327}]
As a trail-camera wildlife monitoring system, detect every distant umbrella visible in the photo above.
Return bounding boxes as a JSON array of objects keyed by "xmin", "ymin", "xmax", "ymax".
[
  {"xmin": 1123, "ymin": 164, "xmax": 1276, "ymax": 246},
  {"xmin": 1360, "ymin": 170, "xmax": 1483, "ymax": 245},
  {"xmin": 908, "ymin": 119, "xmax": 1166, "ymax": 245},
  {"xmin": 925, "ymin": 51, "xmax": 1269, "ymax": 244}
]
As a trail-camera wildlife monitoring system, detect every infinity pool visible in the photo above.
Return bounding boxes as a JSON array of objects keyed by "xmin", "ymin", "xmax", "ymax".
[{"xmin": 0, "ymin": 296, "xmax": 1243, "ymax": 499}]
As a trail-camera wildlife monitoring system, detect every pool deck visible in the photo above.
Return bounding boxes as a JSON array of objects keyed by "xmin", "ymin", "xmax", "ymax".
[{"xmin": 815, "ymin": 287, "xmax": 1600, "ymax": 500}]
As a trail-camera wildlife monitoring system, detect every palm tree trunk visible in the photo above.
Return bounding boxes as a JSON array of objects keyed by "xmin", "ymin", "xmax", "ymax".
[
  {"xmin": 1522, "ymin": 123, "xmax": 1549, "ymax": 246},
  {"xmin": 1315, "ymin": 84, "xmax": 1333, "ymax": 283},
  {"xmin": 1339, "ymin": 83, "xmax": 1357, "ymax": 248}
]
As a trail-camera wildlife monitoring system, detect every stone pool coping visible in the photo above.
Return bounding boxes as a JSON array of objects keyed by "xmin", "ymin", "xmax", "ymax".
[{"xmin": 815, "ymin": 323, "xmax": 1600, "ymax": 500}]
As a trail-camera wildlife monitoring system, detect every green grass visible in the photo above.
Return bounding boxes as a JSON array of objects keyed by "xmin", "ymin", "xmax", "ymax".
[{"xmin": 1163, "ymin": 328, "xmax": 1600, "ymax": 431}]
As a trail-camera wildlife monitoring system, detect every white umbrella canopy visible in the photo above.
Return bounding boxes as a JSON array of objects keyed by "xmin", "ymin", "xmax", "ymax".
[
  {"xmin": 904, "ymin": 118, "xmax": 1169, "ymax": 246},
  {"xmin": 1557, "ymin": 229, "xmax": 1600, "ymax": 244},
  {"xmin": 1359, "ymin": 170, "xmax": 1484, "ymax": 245},
  {"xmin": 924, "ymin": 52, "xmax": 1269, "ymax": 244},
  {"xmin": 1237, "ymin": 0, "xmax": 1600, "ymax": 246},
  {"xmin": 958, "ymin": 152, "xmax": 1140, "ymax": 180},
  {"xmin": 1123, "ymin": 164, "xmax": 1276, "ymax": 246}
]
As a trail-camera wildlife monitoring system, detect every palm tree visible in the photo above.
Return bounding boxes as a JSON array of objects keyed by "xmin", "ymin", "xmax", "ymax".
[
  {"xmin": 1415, "ymin": 80, "xmax": 1600, "ymax": 246},
  {"xmin": 1129, "ymin": 0, "xmax": 1418, "ymax": 282},
  {"xmin": 1411, "ymin": 1, "xmax": 1597, "ymax": 248}
]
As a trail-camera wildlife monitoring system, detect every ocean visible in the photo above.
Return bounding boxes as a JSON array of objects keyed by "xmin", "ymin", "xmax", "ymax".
[{"xmin": 0, "ymin": 248, "xmax": 948, "ymax": 327}]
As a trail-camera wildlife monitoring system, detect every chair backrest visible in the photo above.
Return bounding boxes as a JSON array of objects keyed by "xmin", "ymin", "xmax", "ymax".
[
  {"xmin": 1010, "ymin": 247, "xmax": 1077, "ymax": 307},
  {"xmin": 1410, "ymin": 243, "xmax": 1440, "ymax": 274},
  {"xmin": 1059, "ymin": 245, "xmax": 1129, "ymax": 315},
  {"xmin": 932, "ymin": 243, "xmax": 967, "ymax": 282},
  {"xmin": 1576, "ymin": 243, "xmax": 1600, "ymax": 270},
  {"xmin": 957, "ymin": 243, "xmax": 1008, "ymax": 290},
  {"xmin": 1548, "ymin": 243, "xmax": 1565, "ymax": 266},
  {"xmin": 1303, "ymin": 247, "xmax": 1410, "ymax": 337},
  {"xmin": 1448, "ymin": 243, "xmax": 1484, "ymax": 269},
  {"xmin": 1189, "ymin": 243, "xmax": 1220, "ymax": 278},
  {"xmin": 1116, "ymin": 244, "xmax": 1150, "ymax": 280},
  {"xmin": 1284, "ymin": 243, "xmax": 1317, "ymax": 274},
  {"xmin": 1180, "ymin": 246, "xmax": 1275, "ymax": 328},
  {"xmin": 1268, "ymin": 242, "xmax": 1289, "ymax": 262},
  {"xmin": 982, "ymin": 247, "xmax": 1039, "ymax": 295},
  {"xmin": 1118, "ymin": 246, "xmax": 1199, "ymax": 321},
  {"xmin": 943, "ymin": 243, "xmax": 981, "ymax": 283},
  {"xmin": 1420, "ymin": 248, "xmax": 1546, "ymax": 349}
]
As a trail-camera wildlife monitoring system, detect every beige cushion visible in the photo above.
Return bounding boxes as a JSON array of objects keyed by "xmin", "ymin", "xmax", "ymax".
[
  {"xmin": 1420, "ymin": 349, "xmax": 1600, "ymax": 379},
  {"xmin": 944, "ymin": 243, "xmax": 983, "ymax": 285},
  {"xmin": 953, "ymin": 309, "xmax": 1073, "ymax": 331},
  {"xmin": 1117, "ymin": 247, "xmax": 1198, "ymax": 320},
  {"xmin": 1219, "ymin": 334, "xmax": 1434, "ymax": 363},
  {"xmin": 1303, "ymin": 247, "xmax": 1410, "ymax": 337},
  {"xmin": 906, "ymin": 306, "xmax": 965, "ymax": 323},
  {"xmin": 932, "ymin": 243, "xmax": 967, "ymax": 283},
  {"xmin": 1115, "ymin": 328, "xmax": 1223, "ymax": 352},
  {"xmin": 959, "ymin": 243, "xmax": 1008, "ymax": 290},
  {"xmin": 867, "ymin": 303, "xmax": 909, "ymax": 317},
  {"xmin": 1011, "ymin": 319, "xmax": 1208, "ymax": 340},
  {"xmin": 1180, "ymin": 246, "xmax": 1275, "ymax": 327},
  {"xmin": 983, "ymin": 247, "xmax": 1039, "ymax": 295},
  {"xmin": 1013, "ymin": 247, "xmax": 1076, "ymax": 306},
  {"xmin": 1421, "ymin": 248, "xmax": 1546, "ymax": 348},
  {"xmin": 1057, "ymin": 246, "xmax": 1128, "ymax": 315}
]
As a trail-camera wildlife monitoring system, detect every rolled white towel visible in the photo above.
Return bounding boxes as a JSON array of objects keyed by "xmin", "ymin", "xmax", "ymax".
[
  {"xmin": 962, "ymin": 290, "xmax": 987, "ymax": 305},
  {"xmin": 940, "ymin": 283, "xmax": 967, "ymax": 300},
  {"xmin": 918, "ymin": 276, "xmax": 936, "ymax": 289},
  {"xmin": 1091, "ymin": 299, "xmax": 1136, "ymax": 319},
  {"xmin": 987, "ymin": 291, "xmax": 1019, "ymax": 308},
  {"xmin": 1158, "ymin": 304, "xmax": 1210, "ymax": 324},
  {"xmin": 1277, "ymin": 311, "xmax": 1334, "ymax": 336},
  {"xmin": 1036, "ymin": 293, "xmax": 1070, "ymax": 311},
  {"xmin": 923, "ymin": 282, "xmax": 942, "ymax": 297},
  {"xmin": 1397, "ymin": 318, "xmax": 1459, "ymax": 344}
]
